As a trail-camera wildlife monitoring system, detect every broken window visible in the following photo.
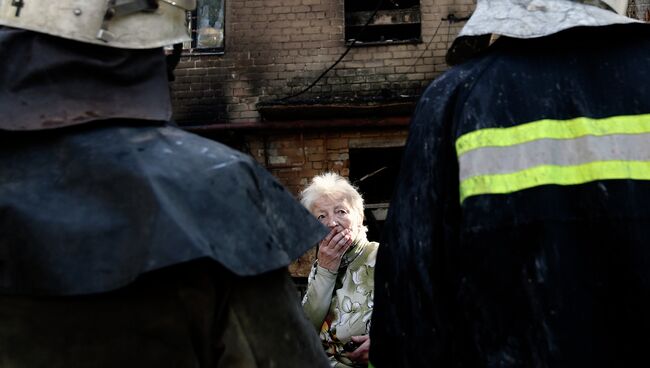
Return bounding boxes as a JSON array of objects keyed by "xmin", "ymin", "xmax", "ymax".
[
  {"xmin": 345, "ymin": 0, "xmax": 421, "ymax": 45},
  {"xmin": 185, "ymin": 0, "xmax": 225, "ymax": 53},
  {"xmin": 349, "ymin": 146, "xmax": 404, "ymax": 242}
]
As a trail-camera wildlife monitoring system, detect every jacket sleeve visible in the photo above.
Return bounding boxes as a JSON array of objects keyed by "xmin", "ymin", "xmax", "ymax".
[
  {"xmin": 301, "ymin": 263, "xmax": 337, "ymax": 331},
  {"xmin": 369, "ymin": 70, "xmax": 464, "ymax": 367},
  {"xmin": 219, "ymin": 269, "xmax": 331, "ymax": 368}
]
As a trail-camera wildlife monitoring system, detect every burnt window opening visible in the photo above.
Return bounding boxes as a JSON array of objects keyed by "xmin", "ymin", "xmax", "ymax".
[
  {"xmin": 184, "ymin": 0, "xmax": 225, "ymax": 54},
  {"xmin": 345, "ymin": 0, "xmax": 421, "ymax": 46},
  {"xmin": 349, "ymin": 146, "xmax": 404, "ymax": 243}
]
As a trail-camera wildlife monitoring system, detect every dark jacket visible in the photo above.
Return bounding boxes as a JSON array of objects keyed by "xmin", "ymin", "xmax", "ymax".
[
  {"xmin": 0, "ymin": 27, "xmax": 330, "ymax": 367},
  {"xmin": 370, "ymin": 24, "xmax": 650, "ymax": 367},
  {"xmin": 0, "ymin": 261, "xmax": 329, "ymax": 368}
]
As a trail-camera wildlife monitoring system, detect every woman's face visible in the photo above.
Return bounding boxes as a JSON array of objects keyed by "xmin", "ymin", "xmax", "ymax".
[{"xmin": 311, "ymin": 195, "xmax": 361, "ymax": 239}]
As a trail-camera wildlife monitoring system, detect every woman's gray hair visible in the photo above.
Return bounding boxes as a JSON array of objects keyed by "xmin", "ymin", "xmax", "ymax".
[{"xmin": 300, "ymin": 172, "xmax": 368, "ymax": 238}]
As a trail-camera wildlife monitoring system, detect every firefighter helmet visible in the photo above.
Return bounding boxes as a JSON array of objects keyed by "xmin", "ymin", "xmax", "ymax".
[
  {"xmin": 447, "ymin": 0, "xmax": 638, "ymax": 65},
  {"xmin": 0, "ymin": 0, "xmax": 195, "ymax": 49}
]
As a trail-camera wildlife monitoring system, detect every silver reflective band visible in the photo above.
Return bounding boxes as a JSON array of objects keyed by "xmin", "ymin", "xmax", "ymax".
[
  {"xmin": 456, "ymin": 115, "xmax": 650, "ymax": 202},
  {"xmin": 459, "ymin": 133, "xmax": 650, "ymax": 181}
]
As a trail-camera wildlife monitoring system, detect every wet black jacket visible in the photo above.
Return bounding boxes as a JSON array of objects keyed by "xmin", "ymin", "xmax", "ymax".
[
  {"xmin": 0, "ymin": 28, "xmax": 330, "ymax": 367},
  {"xmin": 0, "ymin": 27, "xmax": 328, "ymax": 295},
  {"xmin": 370, "ymin": 24, "xmax": 650, "ymax": 368}
]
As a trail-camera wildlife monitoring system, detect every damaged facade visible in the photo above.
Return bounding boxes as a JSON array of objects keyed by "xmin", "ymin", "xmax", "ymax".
[{"xmin": 170, "ymin": 0, "xmax": 649, "ymax": 277}]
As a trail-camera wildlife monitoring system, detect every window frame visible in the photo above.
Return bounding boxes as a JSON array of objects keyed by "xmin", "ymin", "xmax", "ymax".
[
  {"xmin": 344, "ymin": 0, "xmax": 422, "ymax": 46},
  {"xmin": 184, "ymin": 0, "xmax": 226, "ymax": 55}
]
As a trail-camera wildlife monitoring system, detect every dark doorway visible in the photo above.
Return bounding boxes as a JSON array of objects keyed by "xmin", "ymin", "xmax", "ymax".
[{"xmin": 349, "ymin": 146, "xmax": 404, "ymax": 242}]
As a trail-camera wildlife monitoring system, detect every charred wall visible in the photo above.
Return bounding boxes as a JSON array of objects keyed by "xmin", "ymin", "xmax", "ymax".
[{"xmin": 170, "ymin": 0, "xmax": 474, "ymax": 125}]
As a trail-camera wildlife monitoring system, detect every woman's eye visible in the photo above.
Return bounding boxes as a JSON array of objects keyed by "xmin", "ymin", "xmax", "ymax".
[{"xmin": 317, "ymin": 215, "xmax": 325, "ymax": 220}]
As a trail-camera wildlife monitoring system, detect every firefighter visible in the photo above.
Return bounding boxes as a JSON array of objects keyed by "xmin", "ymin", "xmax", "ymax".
[
  {"xmin": 0, "ymin": 1, "xmax": 329, "ymax": 366},
  {"xmin": 369, "ymin": 0, "xmax": 650, "ymax": 366}
]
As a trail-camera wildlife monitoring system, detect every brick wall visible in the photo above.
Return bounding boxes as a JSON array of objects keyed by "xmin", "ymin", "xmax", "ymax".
[
  {"xmin": 170, "ymin": 0, "xmax": 474, "ymax": 124},
  {"xmin": 215, "ymin": 127, "xmax": 407, "ymax": 276},
  {"xmin": 170, "ymin": 0, "xmax": 648, "ymax": 125},
  {"xmin": 244, "ymin": 128, "xmax": 407, "ymax": 193}
]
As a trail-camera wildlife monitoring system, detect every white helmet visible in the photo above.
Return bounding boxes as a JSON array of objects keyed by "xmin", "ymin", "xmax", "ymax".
[
  {"xmin": 447, "ymin": 0, "xmax": 639, "ymax": 64},
  {"xmin": 0, "ymin": 0, "xmax": 196, "ymax": 49}
]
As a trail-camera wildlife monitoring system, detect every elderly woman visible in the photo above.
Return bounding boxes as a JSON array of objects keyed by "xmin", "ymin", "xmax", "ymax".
[{"xmin": 300, "ymin": 172, "xmax": 379, "ymax": 367}]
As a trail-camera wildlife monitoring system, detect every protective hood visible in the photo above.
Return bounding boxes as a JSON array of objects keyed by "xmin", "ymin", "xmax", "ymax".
[
  {"xmin": 447, "ymin": 0, "xmax": 639, "ymax": 65},
  {"xmin": 0, "ymin": 28, "xmax": 172, "ymax": 131},
  {"xmin": 0, "ymin": 125, "xmax": 329, "ymax": 296}
]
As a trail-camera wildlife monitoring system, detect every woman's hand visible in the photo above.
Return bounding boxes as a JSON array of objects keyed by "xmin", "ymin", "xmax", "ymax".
[
  {"xmin": 345, "ymin": 335, "xmax": 370, "ymax": 364},
  {"xmin": 317, "ymin": 225, "xmax": 353, "ymax": 271}
]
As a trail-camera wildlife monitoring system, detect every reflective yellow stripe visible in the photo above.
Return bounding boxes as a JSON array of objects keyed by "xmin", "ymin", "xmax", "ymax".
[
  {"xmin": 456, "ymin": 114, "xmax": 650, "ymax": 156},
  {"xmin": 460, "ymin": 161, "xmax": 650, "ymax": 203}
]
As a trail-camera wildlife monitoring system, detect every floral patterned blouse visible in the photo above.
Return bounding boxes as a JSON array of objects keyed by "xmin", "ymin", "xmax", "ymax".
[{"xmin": 302, "ymin": 239, "xmax": 379, "ymax": 367}]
